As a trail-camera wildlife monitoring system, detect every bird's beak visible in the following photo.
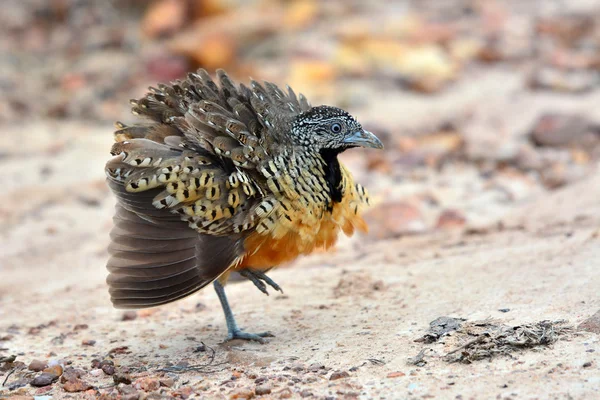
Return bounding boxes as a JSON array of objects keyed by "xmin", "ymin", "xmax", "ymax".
[{"xmin": 343, "ymin": 130, "xmax": 384, "ymax": 149}]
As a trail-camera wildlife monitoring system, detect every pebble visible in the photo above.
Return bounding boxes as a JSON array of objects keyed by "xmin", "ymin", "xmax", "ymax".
[
  {"xmin": 47, "ymin": 359, "xmax": 62, "ymax": 367},
  {"xmin": 61, "ymin": 367, "xmax": 85, "ymax": 383},
  {"xmin": 121, "ymin": 311, "xmax": 138, "ymax": 321},
  {"xmin": 329, "ymin": 370, "xmax": 350, "ymax": 380},
  {"xmin": 278, "ymin": 388, "xmax": 293, "ymax": 399},
  {"xmin": 101, "ymin": 363, "xmax": 115, "ymax": 375},
  {"xmin": 134, "ymin": 377, "xmax": 160, "ymax": 391},
  {"xmin": 30, "ymin": 372, "xmax": 59, "ymax": 387},
  {"xmin": 255, "ymin": 383, "xmax": 272, "ymax": 395},
  {"xmin": 63, "ymin": 378, "xmax": 93, "ymax": 392},
  {"xmin": 43, "ymin": 365, "xmax": 63, "ymax": 377},
  {"xmin": 114, "ymin": 371, "xmax": 133, "ymax": 385},
  {"xmin": 89, "ymin": 368, "xmax": 104, "ymax": 377},
  {"xmin": 530, "ymin": 113, "xmax": 596, "ymax": 147},
  {"xmin": 7, "ymin": 378, "xmax": 29, "ymax": 390},
  {"xmin": 307, "ymin": 363, "xmax": 325, "ymax": 372},
  {"xmin": 118, "ymin": 384, "xmax": 140, "ymax": 400},
  {"xmin": 172, "ymin": 386, "xmax": 193, "ymax": 398},
  {"xmin": 387, "ymin": 371, "xmax": 406, "ymax": 378},
  {"xmin": 28, "ymin": 359, "xmax": 47, "ymax": 372},
  {"xmin": 159, "ymin": 377, "xmax": 175, "ymax": 387},
  {"xmin": 230, "ymin": 387, "xmax": 254, "ymax": 398},
  {"xmin": 436, "ymin": 209, "xmax": 467, "ymax": 230},
  {"xmin": 578, "ymin": 310, "xmax": 600, "ymax": 334},
  {"xmin": 82, "ymin": 339, "xmax": 96, "ymax": 346}
]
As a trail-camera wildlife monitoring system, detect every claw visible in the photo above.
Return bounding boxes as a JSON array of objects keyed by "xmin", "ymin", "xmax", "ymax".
[
  {"xmin": 226, "ymin": 329, "xmax": 275, "ymax": 344},
  {"xmin": 239, "ymin": 269, "xmax": 283, "ymax": 296}
]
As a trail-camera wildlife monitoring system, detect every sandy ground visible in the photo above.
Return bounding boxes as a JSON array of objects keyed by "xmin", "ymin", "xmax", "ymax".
[{"xmin": 0, "ymin": 122, "xmax": 598, "ymax": 399}]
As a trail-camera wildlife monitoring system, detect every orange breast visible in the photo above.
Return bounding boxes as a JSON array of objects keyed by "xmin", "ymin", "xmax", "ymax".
[{"xmin": 234, "ymin": 200, "xmax": 368, "ymax": 271}]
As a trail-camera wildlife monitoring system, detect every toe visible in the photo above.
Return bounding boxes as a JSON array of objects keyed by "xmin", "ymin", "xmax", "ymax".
[{"xmin": 227, "ymin": 330, "xmax": 274, "ymax": 343}]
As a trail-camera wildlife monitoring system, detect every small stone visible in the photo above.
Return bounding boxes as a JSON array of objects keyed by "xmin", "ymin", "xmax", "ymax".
[
  {"xmin": 278, "ymin": 388, "xmax": 293, "ymax": 399},
  {"xmin": 89, "ymin": 368, "xmax": 104, "ymax": 377},
  {"xmin": 160, "ymin": 377, "xmax": 175, "ymax": 387},
  {"xmin": 28, "ymin": 359, "xmax": 47, "ymax": 372},
  {"xmin": 255, "ymin": 383, "xmax": 272, "ymax": 395},
  {"xmin": 102, "ymin": 363, "xmax": 115, "ymax": 375},
  {"xmin": 31, "ymin": 372, "xmax": 59, "ymax": 387},
  {"xmin": 73, "ymin": 324, "xmax": 89, "ymax": 331},
  {"xmin": 578, "ymin": 310, "xmax": 600, "ymax": 334},
  {"xmin": 118, "ymin": 384, "xmax": 140, "ymax": 400},
  {"xmin": 436, "ymin": 209, "xmax": 467, "ymax": 230},
  {"xmin": 387, "ymin": 371, "xmax": 406, "ymax": 378},
  {"xmin": 121, "ymin": 311, "xmax": 138, "ymax": 321},
  {"xmin": 307, "ymin": 363, "xmax": 325, "ymax": 372},
  {"xmin": 172, "ymin": 386, "xmax": 193, "ymax": 398},
  {"xmin": 61, "ymin": 367, "xmax": 85, "ymax": 383},
  {"xmin": 63, "ymin": 378, "xmax": 93, "ymax": 392},
  {"xmin": 530, "ymin": 113, "xmax": 598, "ymax": 147},
  {"xmin": 230, "ymin": 387, "xmax": 255, "ymax": 398},
  {"xmin": 99, "ymin": 360, "xmax": 115, "ymax": 375},
  {"xmin": 113, "ymin": 372, "xmax": 133, "ymax": 385},
  {"xmin": 82, "ymin": 339, "xmax": 96, "ymax": 346},
  {"xmin": 300, "ymin": 389, "xmax": 313, "ymax": 397},
  {"xmin": 109, "ymin": 346, "xmax": 129, "ymax": 354},
  {"xmin": 35, "ymin": 385, "xmax": 53, "ymax": 395},
  {"xmin": 135, "ymin": 377, "xmax": 160, "ymax": 391},
  {"xmin": 583, "ymin": 361, "xmax": 593, "ymax": 368},
  {"xmin": 7, "ymin": 378, "xmax": 29, "ymax": 390},
  {"xmin": 43, "ymin": 364, "xmax": 63, "ymax": 377},
  {"xmin": 329, "ymin": 370, "xmax": 350, "ymax": 380}
]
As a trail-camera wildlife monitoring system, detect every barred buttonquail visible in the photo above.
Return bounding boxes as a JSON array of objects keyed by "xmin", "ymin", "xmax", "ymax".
[{"xmin": 105, "ymin": 69, "xmax": 383, "ymax": 342}]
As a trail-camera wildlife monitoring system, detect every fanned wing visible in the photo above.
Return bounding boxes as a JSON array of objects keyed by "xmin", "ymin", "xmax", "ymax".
[
  {"xmin": 104, "ymin": 69, "xmax": 313, "ymax": 308},
  {"xmin": 106, "ymin": 180, "xmax": 243, "ymax": 309},
  {"xmin": 107, "ymin": 69, "xmax": 311, "ymax": 236}
]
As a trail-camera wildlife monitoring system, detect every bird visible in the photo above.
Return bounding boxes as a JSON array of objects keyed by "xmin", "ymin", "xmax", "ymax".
[{"xmin": 105, "ymin": 69, "xmax": 383, "ymax": 342}]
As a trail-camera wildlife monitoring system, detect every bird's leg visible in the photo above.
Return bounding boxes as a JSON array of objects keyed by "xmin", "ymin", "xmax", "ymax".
[
  {"xmin": 213, "ymin": 280, "xmax": 274, "ymax": 343},
  {"xmin": 239, "ymin": 268, "xmax": 283, "ymax": 295}
]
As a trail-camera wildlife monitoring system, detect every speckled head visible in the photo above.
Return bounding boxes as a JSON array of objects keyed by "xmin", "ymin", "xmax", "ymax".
[{"xmin": 290, "ymin": 106, "xmax": 384, "ymax": 152}]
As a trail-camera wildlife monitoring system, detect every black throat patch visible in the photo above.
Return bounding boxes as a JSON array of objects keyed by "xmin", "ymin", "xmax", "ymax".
[{"xmin": 319, "ymin": 149, "xmax": 343, "ymax": 206}]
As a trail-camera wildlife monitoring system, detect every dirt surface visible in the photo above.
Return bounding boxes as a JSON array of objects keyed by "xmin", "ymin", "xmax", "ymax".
[
  {"xmin": 1, "ymin": 0, "xmax": 600, "ymax": 399},
  {"xmin": 0, "ymin": 121, "xmax": 599, "ymax": 399}
]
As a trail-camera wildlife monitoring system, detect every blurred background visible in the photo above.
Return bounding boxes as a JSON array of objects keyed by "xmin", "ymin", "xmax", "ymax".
[{"xmin": 2, "ymin": 0, "xmax": 600, "ymax": 284}]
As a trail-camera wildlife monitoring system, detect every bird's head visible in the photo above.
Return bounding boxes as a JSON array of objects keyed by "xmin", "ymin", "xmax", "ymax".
[{"xmin": 290, "ymin": 106, "xmax": 384, "ymax": 154}]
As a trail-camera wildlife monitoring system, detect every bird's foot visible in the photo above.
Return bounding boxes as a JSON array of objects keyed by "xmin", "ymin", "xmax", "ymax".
[
  {"xmin": 239, "ymin": 269, "xmax": 283, "ymax": 296},
  {"xmin": 226, "ymin": 329, "xmax": 275, "ymax": 344}
]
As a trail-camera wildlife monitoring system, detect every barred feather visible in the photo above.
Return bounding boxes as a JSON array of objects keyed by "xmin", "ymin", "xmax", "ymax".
[{"xmin": 105, "ymin": 68, "xmax": 376, "ymax": 309}]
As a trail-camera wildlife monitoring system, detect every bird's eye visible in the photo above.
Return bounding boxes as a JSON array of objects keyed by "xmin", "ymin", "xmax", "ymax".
[{"xmin": 330, "ymin": 123, "xmax": 342, "ymax": 133}]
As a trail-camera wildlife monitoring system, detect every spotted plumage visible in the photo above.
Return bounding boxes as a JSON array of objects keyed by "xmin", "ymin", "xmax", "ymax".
[{"xmin": 105, "ymin": 69, "xmax": 383, "ymax": 341}]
